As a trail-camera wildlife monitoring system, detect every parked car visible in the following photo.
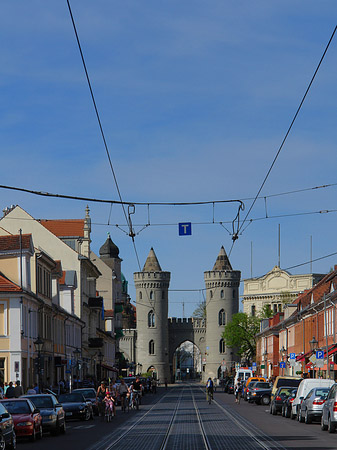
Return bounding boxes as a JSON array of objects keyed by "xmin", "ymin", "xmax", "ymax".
[
  {"xmin": 291, "ymin": 378, "xmax": 334, "ymax": 421},
  {"xmin": 234, "ymin": 368, "xmax": 253, "ymax": 387},
  {"xmin": 224, "ymin": 378, "xmax": 233, "ymax": 393},
  {"xmin": 299, "ymin": 387, "xmax": 330, "ymax": 424},
  {"xmin": 270, "ymin": 387, "xmax": 295, "ymax": 415},
  {"xmin": 245, "ymin": 381, "xmax": 257, "ymax": 402},
  {"xmin": 249, "ymin": 381, "xmax": 272, "ymax": 405},
  {"xmin": 321, "ymin": 383, "xmax": 337, "ymax": 433},
  {"xmin": 282, "ymin": 389, "xmax": 297, "ymax": 418},
  {"xmin": 22, "ymin": 394, "xmax": 66, "ymax": 435},
  {"xmin": 0, "ymin": 398, "xmax": 42, "ymax": 442},
  {"xmin": 58, "ymin": 393, "xmax": 93, "ymax": 421},
  {"xmin": 0, "ymin": 402, "xmax": 16, "ymax": 449},
  {"xmin": 271, "ymin": 376, "xmax": 302, "ymax": 402},
  {"xmin": 73, "ymin": 388, "xmax": 98, "ymax": 414},
  {"xmin": 243, "ymin": 377, "xmax": 265, "ymax": 400}
]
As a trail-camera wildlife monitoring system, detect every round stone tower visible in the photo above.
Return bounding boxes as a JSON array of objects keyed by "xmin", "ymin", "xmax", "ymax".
[
  {"xmin": 134, "ymin": 248, "xmax": 170, "ymax": 381},
  {"xmin": 204, "ymin": 246, "xmax": 241, "ymax": 380}
]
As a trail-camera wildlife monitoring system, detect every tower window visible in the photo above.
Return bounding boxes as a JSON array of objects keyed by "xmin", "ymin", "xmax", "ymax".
[
  {"xmin": 150, "ymin": 291, "xmax": 154, "ymax": 300},
  {"xmin": 139, "ymin": 291, "xmax": 142, "ymax": 300},
  {"xmin": 220, "ymin": 290, "xmax": 224, "ymax": 299},
  {"xmin": 251, "ymin": 305, "xmax": 256, "ymax": 316},
  {"xmin": 232, "ymin": 290, "xmax": 235, "ymax": 298},
  {"xmin": 218, "ymin": 309, "xmax": 226, "ymax": 326},
  {"xmin": 149, "ymin": 340, "xmax": 155, "ymax": 355},
  {"xmin": 219, "ymin": 339, "xmax": 225, "ymax": 354},
  {"xmin": 148, "ymin": 310, "xmax": 155, "ymax": 328}
]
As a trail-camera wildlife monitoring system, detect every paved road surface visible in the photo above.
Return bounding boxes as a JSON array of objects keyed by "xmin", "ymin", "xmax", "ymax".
[{"xmin": 17, "ymin": 383, "xmax": 337, "ymax": 449}]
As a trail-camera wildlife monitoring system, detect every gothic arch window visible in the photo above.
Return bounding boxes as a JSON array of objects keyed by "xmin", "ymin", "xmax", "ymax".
[
  {"xmin": 220, "ymin": 289, "xmax": 224, "ymax": 299},
  {"xmin": 162, "ymin": 291, "xmax": 165, "ymax": 299},
  {"xmin": 139, "ymin": 291, "xmax": 142, "ymax": 300},
  {"xmin": 149, "ymin": 340, "xmax": 155, "ymax": 355},
  {"xmin": 218, "ymin": 309, "xmax": 226, "ymax": 326},
  {"xmin": 210, "ymin": 290, "xmax": 213, "ymax": 299},
  {"xmin": 148, "ymin": 310, "xmax": 155, "ymax": 328},
  {"xmin": 150, "ymin": 291, "xmax": 154, "ymax": 300},
  {"xmin": 219, "ymin": 339, "xmax": 225, "ymax": 354},
  {"xmin": 232, "ymin": 289, "xmax": 235, "ymax": 298}
]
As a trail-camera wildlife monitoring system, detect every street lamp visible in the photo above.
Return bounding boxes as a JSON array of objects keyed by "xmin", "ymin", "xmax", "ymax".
[
  {"xmin": 263, "ymin": 350, "xmax": 268, "ymax": 377},
  {"xmin": 73, "ymin": 348, "xmax": 81, "ymax": 389},
  {"xmin": 34, "ymin": 336, "xmax": 44, "ymax": 393},
  {"xmin": 309, "ymin": 336, "xmax": 318, "ymax": 378},
  {"xmin": 280, "ymin": 346, "xmax": 287, "ymax": 376},
  {"xmin": 98, "ymin": 350, "xmax": 103, "ymax": 382}
]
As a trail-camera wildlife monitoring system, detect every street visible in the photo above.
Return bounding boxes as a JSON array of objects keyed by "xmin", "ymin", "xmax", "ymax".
[{"xmin": 15, "ymin": 383, "xmax": 337, "ymax": 450}]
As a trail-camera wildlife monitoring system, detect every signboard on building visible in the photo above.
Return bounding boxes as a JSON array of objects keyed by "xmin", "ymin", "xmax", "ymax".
[{"xmin": 179, "ymin": 223, "xmax": 192, "ymax": 236}]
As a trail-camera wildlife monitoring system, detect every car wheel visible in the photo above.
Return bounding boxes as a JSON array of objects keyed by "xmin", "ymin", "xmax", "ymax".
[
  {"xmin": 298, "ymin": 409, "xmax": 304, "ymax": 423},
  {"xmin": 328, "ymin": 416, "xmax": 335, "ymax": 433},
  {"xmin": 261, "ymin": 395, "xmax": 270, "ymax": 406},
  {"xmin": 8, "ymin": 431, "xmax": 16, "ymax": 450},
  {"xmin": 30, "ymin": 427, "xmax": 36, "ymax": 442},
  {"xmin": 305, "ymin": 409, "xmax": 312, "ymax": 424},
  {"xmin": 272, "ymin": 404, "xmax": 277, "ymax": 415},
  {"xmin": 60, "ymin": 421, "xmax": 66, "ymax": 434},
  {"xmin": 37, "ymin": 425, "xmax": 42, "ymax": 440},
  {"xmin": 269, "ymin": 404, "xmax": 273, "ymax": 414},
  {"xmin": 85, "ymin": 408, "xmax": 91, "ymax": 421},
  {"xmin": 0, "ymin": 433, "xmax": 5, "ymax": 450},
  {"xmin": 321, "ymin": 415, "xmax": 328, "ymax": 431},
  {"xmin": 291, "ymin": 410, "xmax": 296, "ymax": 420}
]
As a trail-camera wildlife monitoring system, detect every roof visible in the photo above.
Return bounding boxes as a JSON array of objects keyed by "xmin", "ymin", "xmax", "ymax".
[
  {"xmin": 294, "ymin": 266, "xmax": 337, "ymax": 309},
  {"xmin": 39, "ymin": 219, "xmax": 85, "ymax": 238},
  {"xmin": 0, "ymin": 234, "xmax": 32, "ymax": 252},
  {"xmin": 0, "ymin": 273, "xmax": 21, "ymax": 292},
  {"xmin": 143, "ymin": 248, "xmax": 162, "ymax": 272},
  {"xmin": 59, "ymin": 270, "xmax": 77, "ymax": 288},
  {"xmin": 212, "ymin": 246, "xmax": 232, "ymax": 271},
  {"xmin": 99, "ymin": 234, "xmax": 119, "ymax": 259}
]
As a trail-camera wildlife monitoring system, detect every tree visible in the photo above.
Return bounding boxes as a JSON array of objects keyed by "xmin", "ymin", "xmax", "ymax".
[
  {"xmin": 192, "ymin": 300, "xmax": 206, "ymax": 319},
  {"xmin": 260, "ymin": 304, "xmax": 273, "ymax": 318},
  {"xmin": 222, "ymin": 312, "xmax": 260, "ymax": 362}
]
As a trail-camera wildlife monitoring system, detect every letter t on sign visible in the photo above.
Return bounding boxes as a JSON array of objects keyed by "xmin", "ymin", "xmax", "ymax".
[{"xmin": 179, "ymin": 222, "xmax": 192, "ymax": 236}]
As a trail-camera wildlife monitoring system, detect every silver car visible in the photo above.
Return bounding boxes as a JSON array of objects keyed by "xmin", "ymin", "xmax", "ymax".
[
  {"xmin": 299, "ymin": 387, "xmax": 329, "ymax": 423},
  {"xmin": 321, "ymin": 383, "xmax": 337, "ymax": 433}
]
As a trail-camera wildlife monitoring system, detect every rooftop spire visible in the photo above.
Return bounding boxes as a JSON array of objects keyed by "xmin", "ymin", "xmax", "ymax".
[
  {"xmin": 143, "ymin": 247, "xmax": 162, "ymax": 272},
  {"xmin": 212, "ymin": 246, "xmax": 232, "ymax": 271}
]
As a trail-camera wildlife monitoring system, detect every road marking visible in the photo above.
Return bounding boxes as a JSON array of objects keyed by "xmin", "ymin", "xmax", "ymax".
[{"xmin": 72, "ymin": 425, "xmax": 96, "ymax": 430}]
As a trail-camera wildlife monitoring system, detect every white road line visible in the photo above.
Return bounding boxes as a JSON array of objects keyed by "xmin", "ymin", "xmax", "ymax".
[{"xmin": 190, "ymin": 387, "xmax": 211, "ymax": 450}]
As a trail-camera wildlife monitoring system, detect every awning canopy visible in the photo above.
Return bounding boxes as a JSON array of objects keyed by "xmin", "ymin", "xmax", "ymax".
[{"xmin": 101, "ymin": 363, "xmax": 118, "ymax": 373}]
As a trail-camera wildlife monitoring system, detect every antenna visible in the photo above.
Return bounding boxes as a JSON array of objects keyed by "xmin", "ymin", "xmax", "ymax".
[{"xmin": 278, "ymin": 224, "xmax": 281, "ymax": 267}]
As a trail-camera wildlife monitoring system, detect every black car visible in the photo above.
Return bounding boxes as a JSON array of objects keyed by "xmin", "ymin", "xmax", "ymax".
[
  {"xmin": 270, "ymin": 386, "xmax": 295, "ymax": 415},
  {"xmin": 282, "ymin": 389, "xmax": 297, "ymax": 418},
  {"xmin": 0, "ymin": 402, "xmax": 16, "ymax": 449},
  {"xmin": 245, "ymin": 381, "xmax": 257, "ymax": 402},
  {"xmin": 249, "ymin": 382, "xmax": 272, "ymax": 405},
  {"xmin": 58, "ymin": 393, "xmax": 93, "ymax": 421},
  {"xmin": 227, "ymin": 380, "xmax": 234, "ymax": 394},
  {"xmin": 73, "ymin": 388, "xmax": 98, "ymax": 414},
  {"xmin": 22, "ymin": 394, "xmax": 66, "ymax": 435}
]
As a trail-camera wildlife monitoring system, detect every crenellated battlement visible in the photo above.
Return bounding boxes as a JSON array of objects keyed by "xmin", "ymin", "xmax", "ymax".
[
  {"xmin": 168, "ymin": 317, "xmax": 206, "ymax": 329},
  {"xmin": 204, "ymin": 270, "xmax": 241, "ymax": 281},
  {"xmin": 134, "ymin": 271, "xmax": 170, "ymax": 281}
]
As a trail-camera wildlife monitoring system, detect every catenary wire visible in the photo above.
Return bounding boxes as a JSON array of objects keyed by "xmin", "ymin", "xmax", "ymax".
[{"xmin": 237, "ymin": 26, "xmax": 337, "ymax": 237}]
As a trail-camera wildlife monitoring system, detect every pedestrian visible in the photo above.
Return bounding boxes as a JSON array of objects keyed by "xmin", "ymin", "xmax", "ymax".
[
  {"xmin": 151, "ymin": 378, "xmax": 157, "ymax": 394},
  {"xmin": 235, "ymin": 378, "xmax": 242, "ymax": 404},
  {"xmin": 6, "ymin": 382, "xmax": 15, "ymax": 399},
  {"xmin": 164, "ymin": 378, "xmax": 168, "ymax": 390},
  {"xmin": 14, "ymin": 380, "xmax": 24, "ymax": 398},
  {"xmin": 27, "ymin": 385, "xmax": 36, "ymax": 395},
  {"xmin": 33, "ymin": 382, "xmax": 40, "ymax": 394}
]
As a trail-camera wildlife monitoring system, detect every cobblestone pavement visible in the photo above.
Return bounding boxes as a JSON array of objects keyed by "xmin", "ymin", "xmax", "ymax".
[{"xmin": 89, "ymin": 384, "xmax": 285, "ymax": 450}]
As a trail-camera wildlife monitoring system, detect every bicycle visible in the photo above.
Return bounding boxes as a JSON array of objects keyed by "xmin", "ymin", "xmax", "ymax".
[
  {"xmin": 104, "ymin": 403, "xmax": 114, "ymax": 422},
  {"xmin": 206, "ymin": 388, "xmax": 213, "ymax": 404},
  {"xmin": 130, "ymin": 390, "xmax": 141, "ymax": 410},
  {"xmin": 121, "ymin": 393, "xmax": 129, "ymax": 413}
]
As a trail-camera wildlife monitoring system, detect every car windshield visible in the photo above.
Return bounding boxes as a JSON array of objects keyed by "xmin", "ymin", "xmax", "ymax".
[
  {"xmin": 1, "ymin": 401, "xmax": 31, "ymax": 414},
  {"xmin": 74, "ymin": 389, "xmax": 95, "ymax": 399},
  {"xmin": 278, "ymin": 387, "xmax": 294, "ymax": 396},
  {"xmin": 58, "ymin": 393, "xmax": 84, "ymax": 403},
  {"xmin": 255, "ymin": 382, "xmax": 270, "ymax": 389},
  {"xmin": 315, "ymin": 388, "xmax": 329, "ymax": 398},
  {"xmin": 248, "ymin": 382, "xmax": 257, "ymax": 388},
  {"xmin": 28, "ymin": 397, "xmax": 53, "ymax": 408}
]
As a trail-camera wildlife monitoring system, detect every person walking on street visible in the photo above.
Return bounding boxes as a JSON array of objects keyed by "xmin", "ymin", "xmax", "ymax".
[
  {"xmin": 6, "ymin": 382, "xmax": 15, "ymax": 399},
  {"xmin": 14, "ymin": 381, "xmax": 23, "ymax": 398},
  {"xmin": 235, "ymin": 378, "xmax": 242, "ymax": 404}
]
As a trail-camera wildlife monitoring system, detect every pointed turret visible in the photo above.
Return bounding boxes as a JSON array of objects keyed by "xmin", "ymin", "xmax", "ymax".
[
  {"xmin": 143, "ymin": 247, "xmax": 162, "ymax": 272},
  {"xmin": 99, "ymin": 233, "xmax": 120, "ymax": 259},
  {"xmin": 212, "ymin": 246, "xmax": 232, "ymax": 271}
]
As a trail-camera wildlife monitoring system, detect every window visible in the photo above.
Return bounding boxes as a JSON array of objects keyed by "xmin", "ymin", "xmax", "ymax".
[
  {"xmin": 148, "ymin": 310, "xmax": 155, "ymax": 328},
  {"xmin": 220, "ymin": 290, "xmax": 224, "ymax": 299},
  {"xmin": 139, "ymin": 291, "xmax": 142, "ymax": 300},
  {"xmin": 149, "ymin": 340, "xmax": 155, "ymax": 355},
  {"xmin": 273, "ymin": 304, "xmax": 277, "ymax": 313},
  {"xmin": 210, "ymin": 290, "xmax": 213, "ymax": 299},
  {"xmin": 219, "ymin": 339, "xmax": 225, "ymax": 354},
  {"xmin": 218, "ymin": 309, "xmax": 226, "ymax": 326},
  {"xmin": 251, "ymin": 305, "xmax": 256, "ymax": 317},
  {"xmin": 150, "ymin": 291, "xmax": 154, "ymax": 300}
]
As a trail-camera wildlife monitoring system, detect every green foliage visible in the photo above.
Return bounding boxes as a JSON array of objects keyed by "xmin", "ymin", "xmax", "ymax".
[
  {"xmin": 260, "ymin": 304, "xmax": 273, "ymax": 318},
  {"xmin": 223, "ymin": 312, "xmax": 260, "ymax": 361},
  {"xmin": 192, "ymin": 300, "xmax": 206, "ymax": 319}
]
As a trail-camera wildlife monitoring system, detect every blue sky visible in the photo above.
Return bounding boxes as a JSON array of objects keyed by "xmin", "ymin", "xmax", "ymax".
[{"xmin": 1, "ymin": 1, "xmax": 337, "ymax": 317}]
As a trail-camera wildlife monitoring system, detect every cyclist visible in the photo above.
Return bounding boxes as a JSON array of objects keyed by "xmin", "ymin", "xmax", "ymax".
[
  {"xmin": 206, "ymin": 377, "xmax": 214, "ymax": 403},
  {"xmin": 96, "ymin": 381, "xmax": 107, "ymax": 418},
  {"xmin": 118, "ymin": 379, "xmax": 129, "ymax": 412},
  {"xmin": 131, "ymin": 377, "xmax": 142, "ymax": 409},
  {"xmin": 103, "ymin": 391, "xmax": 114, "ymax": 421}
]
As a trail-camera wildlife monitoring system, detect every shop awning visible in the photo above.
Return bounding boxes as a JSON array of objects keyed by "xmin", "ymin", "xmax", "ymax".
[{"xmin": 101, "ymin": 363, "xmax": 118, "ymax": 373}]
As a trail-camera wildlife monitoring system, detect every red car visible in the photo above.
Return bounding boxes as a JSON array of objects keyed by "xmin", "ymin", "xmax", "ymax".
[{"xmin": 0, "ymin": 398, "xmax": 43, "ymax": 441}]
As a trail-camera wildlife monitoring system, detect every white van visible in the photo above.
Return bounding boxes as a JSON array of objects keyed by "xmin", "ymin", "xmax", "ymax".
[
  {"xmin": 234, "ymin": 368, "xmax": 253, "ymax": 386},
  {"xmin": 291, "ymin": 378, "xmax": 335, "ymax": 420}
]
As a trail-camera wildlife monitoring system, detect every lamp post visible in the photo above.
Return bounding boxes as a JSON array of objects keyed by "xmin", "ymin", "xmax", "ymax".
[
  {"xmin": 309, "ymin": 336, "xmax": 318, "ymax": 378},
  {"xmin": 263, "ymin": 350, "xmax": 268, "ymax": 378},
  {"xmin": 34, "ymin": 336, "xmax": 44, "ymax": 393},
  {"xmin": 280, "ymin": 346, "xmax": 287, "ymax": 376},
  {"xmin": 98, "ymin": 350, "xmax": 103, "ymax": 383},
  {"xmin": 73, "ymin": 348, "xmax": 81, "ymax": 389}
]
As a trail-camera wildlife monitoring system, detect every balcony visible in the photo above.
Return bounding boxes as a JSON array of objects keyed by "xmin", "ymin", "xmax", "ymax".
[
  {"xmin": 88, "ymin": 337, "xmax": 104, "ymax": 348},
  {"xmin": 88, "ymin": 296, "xmax": 103, "ymax": 309}
]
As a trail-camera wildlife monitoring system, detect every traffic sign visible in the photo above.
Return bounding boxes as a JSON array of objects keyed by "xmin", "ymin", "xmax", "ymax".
[
  {"xmin": 179, "ymin": 223, "xmax": 192, "ymax": 236},
  {"xmin": 252, "ymin": 362, "xmax": 257, "ymax": 367},
  {"xmin": 279, "ymin": 362, "xmax": 286, "ymax": 368},
  {"xmin": 289, "ymin": 353, "xmax": 296, "ymax": 360},
  {"xmin": 316, "ymin": 350, "xmax": 324, "ymax": 360}
]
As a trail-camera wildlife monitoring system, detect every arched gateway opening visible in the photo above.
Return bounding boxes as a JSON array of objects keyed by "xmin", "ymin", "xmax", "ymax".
[{"xmin": 172, "ymin": 341, "xmax": 202, "ymax": 381}]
